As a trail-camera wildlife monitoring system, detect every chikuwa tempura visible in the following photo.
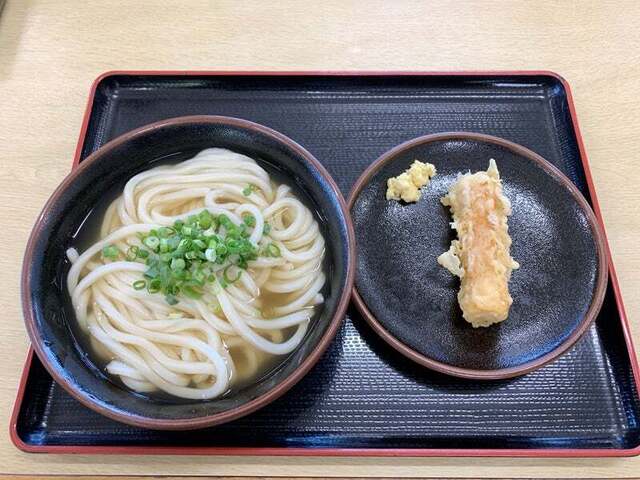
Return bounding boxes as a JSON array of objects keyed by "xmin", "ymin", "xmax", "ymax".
[{"xmin": 437, "ymin": 159, "xmax": 519, "ymax": 328}]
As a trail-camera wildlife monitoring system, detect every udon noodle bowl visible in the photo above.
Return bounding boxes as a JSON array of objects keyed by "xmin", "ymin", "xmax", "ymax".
[{"xmin": 66, "ymin": 148, "xmax": 326, "ymax": 400}]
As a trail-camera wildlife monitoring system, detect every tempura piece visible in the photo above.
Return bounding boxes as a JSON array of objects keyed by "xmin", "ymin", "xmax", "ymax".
[
  {"xmin": 438, "ymin": 159, "xmax": 519, "ymax": 327},
  {"xmin": 386, "ymin": 160, "xmax": 436, "ymax": 203}
]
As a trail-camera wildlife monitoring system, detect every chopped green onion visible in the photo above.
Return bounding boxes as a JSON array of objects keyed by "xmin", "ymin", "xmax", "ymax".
[
  {"xmin": 242, "ymin": 185, "xmax": 254, "ymax": 196},
  {"xmin": 157, "ymin": 226, "xmax": 174, "ymax": 238},
  {"xmin": 170, "ymin": 258, "xmax": 185, "ymax": 271},
  {"xmin": 263, "ymin": 223, "xmax": 271, "ymax": 235},
  {"xmin": 218, "ymin": 214, "xmax": 232, "ymax": 228},
  {"xmin": 243, "ymin": 214, "xmax": 256, "ymax": 227},
  {"xmin": 237, "ymin": 257, "xmax": 248, "ymax": 269},
  {"xmin": 144, "ymin": 266, "xmax": 159, "ymax": 278},
  {"xmin": 192, "ymin": 269, "xmax": 206, "ymax": 285},
  {"xmin": 198, "ymin": 210, "xmax": 213, "ymax": 229},
  {"xmin": 143, "ymin": 236, "xmax": 160, "ymax": 250},
  {"xmin": 204, "ymin": 248, "xmax": 216, "ymax": 262},
  {"xmin": 133, "ymin": 209, "xmax": 263, "ymax": 305},
  {"xmin": 265, "ymin": 243, "xmax": 281, "ymax": 257},
  {"xmin": 148, "ymin": 278, "xmax": 161, "ymax": 293},
  {"xmin": 102, "ymin": 244, "xmax": 119, "ymax": 259},
  {"xmin": 165, "ymin": 294, "xmax": 179, "ymax": 305},
  {"xmin": 125, "ymin": 245, "xmax": 139, "ymax": 260},
  {"xmin": 226, "ymin": 238, "xmax": 242, "ymax": 254},
  {"xmin": 167, "ymin": 236, "xmax": 181, "ymax": 249},
  {"xmin": 223, "ymin": 264, "xmax": 242, "ymax": 284}
]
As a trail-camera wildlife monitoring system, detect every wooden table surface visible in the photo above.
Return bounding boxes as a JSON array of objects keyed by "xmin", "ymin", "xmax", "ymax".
[{"xmin": 2, "ymin": 0, "xmax": 640, "ymax": 478}]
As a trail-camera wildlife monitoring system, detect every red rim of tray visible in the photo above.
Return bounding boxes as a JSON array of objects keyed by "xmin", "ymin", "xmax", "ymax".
[{"xmin": 10, "ymin": 69, "xmax": 640, "ymax": 457}]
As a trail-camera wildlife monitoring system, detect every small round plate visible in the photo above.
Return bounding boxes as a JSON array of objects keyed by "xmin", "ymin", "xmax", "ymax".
[{"xmin": 348, "ymin": 132, "xmax": 607, "ymax": 380}]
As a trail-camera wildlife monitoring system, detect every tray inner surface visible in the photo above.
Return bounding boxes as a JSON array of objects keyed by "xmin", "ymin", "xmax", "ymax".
[{"xmin": 16, "ymin": 75, "xmax": 640, "ymax": 450}]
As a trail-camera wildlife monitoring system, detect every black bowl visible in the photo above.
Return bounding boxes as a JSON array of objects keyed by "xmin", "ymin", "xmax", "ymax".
[
  {"xmin": 349, "ymin": 132, "xmax": 607, "ymax": 379},
  {"xmin": 22, "ymin": 115, "xmax": 355, "ymax": 430}
]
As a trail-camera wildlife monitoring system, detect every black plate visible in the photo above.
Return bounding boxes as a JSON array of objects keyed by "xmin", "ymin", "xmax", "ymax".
[
  {"xmin": 13, "ymin": 73, "xmax": 640, "ymax": 454},
  {"xmin": 350, "ymin": 133, "xmax": 607, "ymax": 379}
]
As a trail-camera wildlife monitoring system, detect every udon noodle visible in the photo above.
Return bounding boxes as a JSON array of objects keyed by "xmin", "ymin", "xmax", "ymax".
[{"xmin": 66, "ymin": 148, "xmax": 326, "ymax": 400}]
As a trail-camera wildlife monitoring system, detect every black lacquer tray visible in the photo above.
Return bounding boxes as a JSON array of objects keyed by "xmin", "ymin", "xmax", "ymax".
[{"xmin": 12, "ymin": 71, "xmax": 640, "ymax": 456}]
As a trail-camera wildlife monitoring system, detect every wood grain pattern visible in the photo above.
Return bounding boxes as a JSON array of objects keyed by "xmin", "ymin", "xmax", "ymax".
[{"xmin": 0, "ymin": 0, "xmax": 639, "ymax": 477}]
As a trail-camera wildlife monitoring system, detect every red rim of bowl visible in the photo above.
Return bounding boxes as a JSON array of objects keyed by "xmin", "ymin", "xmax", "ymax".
[
  {"xmin": 21, "ymin": 115, "xmax": 356, "ymax": 430},
  {"xmin": 347, "ymin": 131, "xmax": 608, "ymax": 380}
]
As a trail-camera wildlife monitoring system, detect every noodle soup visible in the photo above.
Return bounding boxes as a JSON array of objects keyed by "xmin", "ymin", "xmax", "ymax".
[{"xmin": 66, "ymin": 148, "xmax": 328, "ymax": 401}]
